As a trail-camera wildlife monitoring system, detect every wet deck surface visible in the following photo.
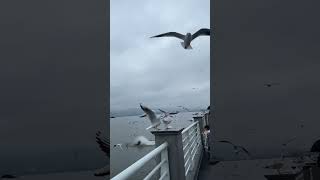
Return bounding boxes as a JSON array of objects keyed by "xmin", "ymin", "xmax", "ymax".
[{"xmin": 198, "ymin": 153, "xmax": 318, "ymax": 180}]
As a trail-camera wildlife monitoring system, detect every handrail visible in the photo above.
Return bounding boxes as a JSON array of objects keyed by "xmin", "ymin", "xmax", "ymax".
[
  {"xmin": 111, "ymin": 142, "xmax": 169, "ymax": 180},
  {"xmin": 182, "ymin": 121, "xmax": 198, "ymax": 134}
]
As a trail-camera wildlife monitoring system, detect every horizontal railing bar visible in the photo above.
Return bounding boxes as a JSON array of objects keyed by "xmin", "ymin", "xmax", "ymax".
[
  {"xmin": 184, "ymin": 155, "xmax": 190, "ymax": 167},
  {"xmin": 111, "ymin": 142, "xmax": 169, "ymax": 180},
  {"xmin": 190, "ymin": 140, "xmax": 198, "ymax": 158},
  {"xmin": 143, "ymin": 159, "xmax": 167, "ymax": 180},
  {"xmin": 184, "ymin": 147, "xmax": 191, "ymax": 161},
  {"xmin": 183, "ymin": 135, "xmax": 197, "ymax": 159},
  {"xmin": 183, "ymin": 146, "xmax": 191, "ymax": 159},
  {"xmin": 185, "ymin": 163, "xmax": 192, "ymax": 176},
  {"xmin": 159, "ymin": 171, "xmax": 168, "ymax": 180},
  {"xmin": 182, "ymin": 136, "xmax": 188, "ymax": 143},
  {"xmin": 182, "ymin": 121, "xmax": 198, "ymax": 134},
  {"xmin": 192, "ymin": 142, "xmax": 201, "ymax": 161},
  {"xmin": 183, "ymin": 133, "xmax": 197, "ymax": 150}
]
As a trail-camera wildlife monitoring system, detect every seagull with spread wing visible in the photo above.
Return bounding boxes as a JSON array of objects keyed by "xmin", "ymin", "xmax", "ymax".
[
  {"xmin": 219, "ymin": 140, "xmax": 251, "ymax": 157},
  {"xmin": 94, "ymin": 131, "xmax": 110, "ymax": 176},
  {"xmin": 140, "ymin": 103, "xmax": 162, "ymax": 130},
  {"xmin": 126, "ymin": 136, "xmax": 155, "ymax": 149},
  {"xmin": 158, "ymin": 109, "xmax": 178, "ymax": 129},
  {"xmin": 150, "ymin": 28, "xmax": 210, "ymax": 49}
]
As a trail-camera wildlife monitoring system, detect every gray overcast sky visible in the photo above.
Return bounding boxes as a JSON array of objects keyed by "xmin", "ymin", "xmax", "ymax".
[{"xmin": 110, "ymin": 0, "xmax": 210, "ymax": 111}]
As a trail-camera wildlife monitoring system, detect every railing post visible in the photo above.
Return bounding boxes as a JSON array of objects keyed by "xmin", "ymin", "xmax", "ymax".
[{"xmin": 151, "ymin": 128, "xmax": 186, "ymax": 180}]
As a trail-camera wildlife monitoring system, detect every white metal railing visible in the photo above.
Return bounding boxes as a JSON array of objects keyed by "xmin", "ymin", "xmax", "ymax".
[
  {"xmin": 181, "ymin": 121, "xmax": 202, "ymax": 176},
  {"xmin": 111, "ymin": 142, "xmax": 170, "ymax": 180}
]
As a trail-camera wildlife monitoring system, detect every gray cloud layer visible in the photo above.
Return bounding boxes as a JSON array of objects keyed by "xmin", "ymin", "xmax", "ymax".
[{"xmin": 110, "ymin": 0, "xmax": 210, "ymax": 111}]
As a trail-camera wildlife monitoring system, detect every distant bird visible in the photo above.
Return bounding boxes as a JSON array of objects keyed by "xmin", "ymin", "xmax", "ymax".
[
  {"xmin": 158, "ymin": 109, "xmax": 179, "ymax": 117},
  {"xmin": 1, "ymin": 174, "xmax": 17, "ymax": 179},
  {"xmin": 139, "ymin": 114, "xmax": 147, "ymax": 118},
  {"xmin": 264, "ymin": 162, "xmax": 284, "ymax": 175},
  {"xmin": 94, "ymin": 131, "xmax": 110, "ymax": 176},
  {"xmin": 264, "ymin": 82, "xmax": 280, "ymax": 87},
  {"xmin": 113, "ymin": 144, "xmax": 124, "ymax": 151},
  {"xmin": 140, "ymin": 103, "xmax": 161, "ymax": 130},
  {"xmin": 281, "ymin": 137, "xmax": 297, "ymax": 159},
  {"xmin": 110, "ymin": 116, "xmax": 116, "ymax": 118},
  {"xmin": 218, "ymin": 140, "xmax": 251, "ymax": 157},
  {"xmin": 177, "ymin": 106, "xmax": 191, "ymax": 112},
  {"xmin": 150, "ymin": 28, "xmax": 210, "ymax": 49},
  {"xmin": 282, "ymin": 137, "xmax": 297, "ymax": 147},
  {"xmin": 126, "ymin": 136, "xmax": 155, "ymax": 148}
]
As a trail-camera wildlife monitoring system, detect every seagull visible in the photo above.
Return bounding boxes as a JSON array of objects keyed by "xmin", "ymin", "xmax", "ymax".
[
  {"xmin": 1, "ymin": 174, "xmax": 17, "ymax": 179},
  {"xmin": 264, "ymin": 82, "xmax": 280, "ymax": 87},
  {"xmin": 113, "ymin": 144, "xmax": 124, "ymax": 151},
  {"xmin": 126, "ymin": 136, "xmax": 155, "ymax": 148},
  {"xmin": 177, "ymin": 106, "xmax": 191, "ymax": 112},
  {"xmin": 264, "ymin": 162, "xmax": 284, "ymax": 175},
  {"xmin": 218, "ymin": 140, "xmax": 251, "ymax": 157},
  {"xmin": 159, "ymin": 109, "xmax": 171, "ymax": 118},
  {"xmin": 140, "ymin": 103, "xmax": 161, "ymax": 130},
  {"xmin": 158, "ymin": 109, "xmax": 179, "ymax": 117},
  {"xmin": 162, "ymin": 117, "xmax": 173, "ymax": 129},
  {"xmin": 280, "ymin": 137, "xmax": 297, "ymax": 159},
  {"xmin": 150, "ymin": 28, "xmax": 210, "ymax": 49},
  {"xmin": 158, "ymin": 109, "xmax": 175, "ymax": 129},
  {"xmin": 94, "ymin": 131, "xmax": 110, "ymax": 176}
]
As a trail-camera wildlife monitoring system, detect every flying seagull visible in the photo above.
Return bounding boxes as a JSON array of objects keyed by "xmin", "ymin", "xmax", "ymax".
[
  {"xmin": 94, "ymin": 131, "xmax": 110, "ymax": 176},
  {"xmin": 159, "ymin": 109, "xmax": 179, "ymax": 117},
  {"xmin": 264, "ymin": 82, "xmax": 280, "ymax": 87},
  {"xmin": 126, "ymin": 136, "xmax": 155, "ymax": 149},
  {"xmin": 150, "ymin": 28, "xmax": 210, "ymax": 49},
  {"xmin": 219, "ymin": 140, "xmax": 251, "ymax": 157},
  {"xmin": 162, "ymin": 116, "xmax": 174, "ymax": 129},
  {"xmin": 158, "ymin": 109, "xmax": 175, "ymax": 129},
  {"xmin": 140, "ymin": 103, "xmax": 161, "ymax": 130},
  {"xmin": 1, "ymin": 174, "xmax": 17, "ymax": 179},
  {"xmin": 177, "ymin": 106, "xmax": 191, "ymax": 112},
  {"xmin": 280, "ymin": 137, "xmax": 297, "ymax": 159},
  {"xmin": 264, "ymin": 162, "xmax": 284, "ymax": 175}
]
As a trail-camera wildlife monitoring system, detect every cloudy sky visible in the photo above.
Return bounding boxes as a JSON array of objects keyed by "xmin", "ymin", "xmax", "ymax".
[{"xmin": 110, "ymin": 0, "xmax": 210, "ymax": 112}]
